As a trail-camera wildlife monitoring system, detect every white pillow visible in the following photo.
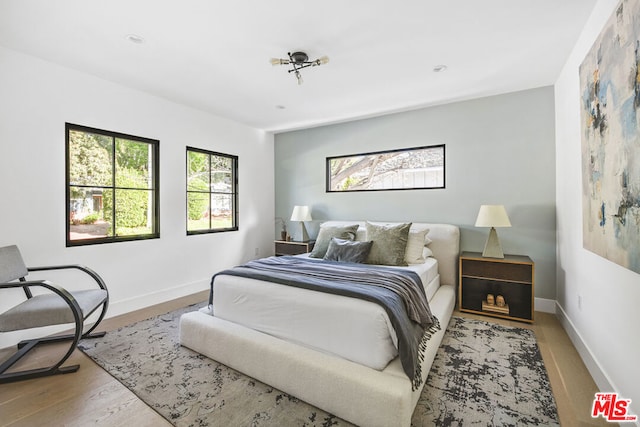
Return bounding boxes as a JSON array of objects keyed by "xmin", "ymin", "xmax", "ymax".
[
  {"xmin": 422, "ymin": 246, "xmax": 433, "ymax": 258},
  {"xmin": 404, "ymin": 228, "xmax": 430, "ymax": 264}
]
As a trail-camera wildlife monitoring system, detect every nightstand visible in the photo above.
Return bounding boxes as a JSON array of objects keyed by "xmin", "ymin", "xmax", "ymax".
[
  {"xmin": 459, "ymin": 251, "xmax": 534, "ymax": 323},
  {"xmin": 274, "ymin": 240, "xmax": 315, "ymax": 256}
]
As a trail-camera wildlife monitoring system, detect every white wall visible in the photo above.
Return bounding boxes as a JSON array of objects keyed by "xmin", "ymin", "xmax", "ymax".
[
  {"xmin": 275, "ymin": 87, "xmax": 558, "ymax": 302},
  {"xmin": 555, "ymin": 0, "xmax": 640, "ymax": 418},
  {"xmin": 0, "ymin": 46, "xmax": 274, "ymax": 346}
]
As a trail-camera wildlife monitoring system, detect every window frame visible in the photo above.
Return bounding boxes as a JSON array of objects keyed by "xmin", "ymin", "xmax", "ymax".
[
  {"xmin": 326, "ymin": 144, "xmax": 446, "ymax": 192},
  {"xmin": 65, "ymin": 123, "xmax": 160, "ymax": 247},
  {"xmin": 186, "ymin": 146, "xmax": 239, "ymax": 235}
]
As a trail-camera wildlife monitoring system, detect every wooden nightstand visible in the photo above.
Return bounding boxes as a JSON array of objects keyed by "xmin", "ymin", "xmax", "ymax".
[
  {"xmin": 459, "ymin": 251, "xmax": 534, "ymax": 323},
  {"xmin": 274, "ymin": 240, "xmax": 315, "ymax": 256}
]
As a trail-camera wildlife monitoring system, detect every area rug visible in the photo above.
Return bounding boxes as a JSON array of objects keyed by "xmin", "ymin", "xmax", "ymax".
[{"xmin": 79, "ymin": 305, "xmax": 559, "ymax": 426}]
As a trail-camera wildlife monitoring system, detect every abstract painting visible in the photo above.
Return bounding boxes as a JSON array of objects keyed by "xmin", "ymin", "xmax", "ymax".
[{"xmin": 580, "ymin": 0, "xmax": 640, "ymax": 274}]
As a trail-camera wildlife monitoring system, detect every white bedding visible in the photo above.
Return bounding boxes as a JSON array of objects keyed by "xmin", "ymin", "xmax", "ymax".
[
  {"xmin": 212, "ymin": 257, "xmax": 439, "ymax": 370},
  {"xmin": 182, "ymin": 222, "xmax": 460, "ymax": 427}
]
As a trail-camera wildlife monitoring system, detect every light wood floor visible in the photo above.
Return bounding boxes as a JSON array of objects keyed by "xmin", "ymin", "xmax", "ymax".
[{"xmin": 0, "ymin": 291, "xmax": 607, "ymax": 427}]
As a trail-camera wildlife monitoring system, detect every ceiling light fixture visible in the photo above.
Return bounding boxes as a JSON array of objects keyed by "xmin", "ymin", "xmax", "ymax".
[{"xmin": 270, "ymin": 51, "xmax": 329, "ymax": 85}]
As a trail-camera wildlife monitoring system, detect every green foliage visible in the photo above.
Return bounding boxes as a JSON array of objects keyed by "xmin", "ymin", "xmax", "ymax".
[
  {"xmin": 187, "ymin": 150, "xmax": 209, "ymax": 191},
  {"xmin": 187, "ymin": 179, "xmax": 209, "ymax": 221},
  {"xmin": 186, "ymin": 150, "xmax": 235, "ymax": 226},
  {"xmin": 68, "ymin": 130, "xmax": 112, "ymax": 198},
  {"xmin": 342, "ymin": 175, "xmax": 361, "ymax": 190},
  {"xmin": 103, "ymin": 169, "xmax": 150, "ymax": 229},
  {"xmin": 81, "ymin": 212, "xmax": 100, "ymax": 224},
  {"xmin": 116, "ymin": 138, "xmax": 151, "ymax": 186},
  {"xmin": 70, "ymin": 129, "xmax": 155, "ymax": 236},
  {"xmin": 116, "ymin": 138, "xmax": 150, "ymax": 172},
  {"xmin": 70, "ymin": 212, "xmax": 100, "ymax": 226}
]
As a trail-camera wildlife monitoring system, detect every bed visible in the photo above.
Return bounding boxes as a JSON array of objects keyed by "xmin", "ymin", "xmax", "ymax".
[{"xmin": 180, "ymin": 221, "xmax": 460, "ymax": 427}]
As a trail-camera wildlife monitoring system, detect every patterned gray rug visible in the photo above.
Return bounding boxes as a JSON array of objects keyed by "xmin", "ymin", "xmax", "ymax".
[{"xmin": 79, "ymin": 305, "xmax": 559, "ymax": 426}]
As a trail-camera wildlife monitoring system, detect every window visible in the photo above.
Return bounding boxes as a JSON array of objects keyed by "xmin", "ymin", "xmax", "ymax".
[
  {"xmin": 66, "ymin": 123, "xmax": 159, "ymax": 246},
  {"xmin": 326, "ymin": 144, "xmax": 445, "ymax": 192},
  {"xmin": 186, "ymin": 147, "xmax": 238, "ymax": 234}
]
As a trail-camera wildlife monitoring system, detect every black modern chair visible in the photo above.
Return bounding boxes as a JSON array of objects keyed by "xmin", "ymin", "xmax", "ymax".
[{"xmin": 0, "ymin": 245, "xmax": 109, "ymax": 383}]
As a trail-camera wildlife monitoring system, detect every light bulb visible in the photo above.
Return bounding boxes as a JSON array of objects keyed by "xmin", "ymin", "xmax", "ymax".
[
  {"xmin": 312, "ymin": 56, "xmax": 330, "ymax": 66},
  {"xmin": 270, "ymin": 58, "xmax": 289, "ymax": 66},
  {"xmin": 295, "ymin": 71, "xmax": 303, "ymax": 85}
]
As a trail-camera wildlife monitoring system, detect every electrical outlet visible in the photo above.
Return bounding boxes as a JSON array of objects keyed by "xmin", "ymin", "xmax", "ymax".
[
  {"xmin": 254, "ymin": 247, "xmax": 259, "ymax": 256},
  {"xmin": 578, "ymin": 294, "xmax": 582, "ymax": 310}
]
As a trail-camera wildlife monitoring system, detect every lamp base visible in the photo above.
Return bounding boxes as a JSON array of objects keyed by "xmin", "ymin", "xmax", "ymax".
[
  {"xmin": 295, "ymin": 222, "xmax": 310, "ymax": 242},
  {"xmin": 482, "ymin": 227, "xmax": 505, "ymax": 258}
]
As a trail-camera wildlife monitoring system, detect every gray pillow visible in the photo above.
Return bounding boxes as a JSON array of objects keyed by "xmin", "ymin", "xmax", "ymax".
[
  {"xmin": 365, "ymin": 222, "xmax": 412, "ymax": 266},
  {"xmin": 309, "ymin": 224, "xmax": 359, "ymax": 258},
  {"xmin": 323, "ymin": 238, "xmax": 373, "ymax": 263}
]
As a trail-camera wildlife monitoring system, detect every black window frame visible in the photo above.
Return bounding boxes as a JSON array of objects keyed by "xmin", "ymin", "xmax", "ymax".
[
  {"xmin": 186, "ymin": 146, "xmax": 238, "ymax": 235},
  {"xmin": 326, "ymin": 144, "xmax": 446, "ymax": 192},
  {"xmin": 65, "ymin": 123, "xmax": 160, "ymax": 247}
]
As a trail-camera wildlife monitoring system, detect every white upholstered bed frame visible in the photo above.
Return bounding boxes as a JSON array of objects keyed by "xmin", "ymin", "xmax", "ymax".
[{"xmin": 180, "ymin": 222, "xmax": 460, "ymax": 427}]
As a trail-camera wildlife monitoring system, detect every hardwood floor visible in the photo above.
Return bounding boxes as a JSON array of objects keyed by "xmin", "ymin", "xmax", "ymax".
[{"xmin": 1, "ymin": 291, "xmax": 607, "ymax": 426}]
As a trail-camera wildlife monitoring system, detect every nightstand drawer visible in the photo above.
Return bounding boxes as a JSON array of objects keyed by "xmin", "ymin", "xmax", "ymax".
[
  {"xmin": 461, "ymin": 259, "xmax": 532, "ymax": 284},
  {"xmin": 274, "ymin": 241, "xmax": 315, "ymax": 256}
]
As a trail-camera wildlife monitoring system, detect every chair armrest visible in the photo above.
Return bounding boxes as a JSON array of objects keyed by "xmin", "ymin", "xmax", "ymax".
[
  {"xmin": 27, "ymin": 265, "xmax": 108, "ymax": 292},
  {"xmin": 0, "ymin": 279, "xmax": 49, "ymax": 289}
]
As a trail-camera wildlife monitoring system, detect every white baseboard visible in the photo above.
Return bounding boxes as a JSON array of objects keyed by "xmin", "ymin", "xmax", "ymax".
[
  {"xmin": 106, "ymin": 279, "xmax": 209, "ymax": 318},
  {"xmin": 534, "ymin": 297, "xmax": 556, "ymax": 313},
  {"xmin": 555, "ymin": 302, "xmax": 615, "ymax": 393}
]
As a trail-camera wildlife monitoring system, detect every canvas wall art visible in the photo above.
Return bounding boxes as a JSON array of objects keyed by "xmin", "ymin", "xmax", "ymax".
[{"xmin": 580, "ymin": 0, "xmax": 640, "ymax": 274}]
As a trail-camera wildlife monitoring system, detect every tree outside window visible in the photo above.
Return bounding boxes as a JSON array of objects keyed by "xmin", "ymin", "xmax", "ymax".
[
  {"xmin": 66, "ymin": 123, "xmax": 159, "ymax": 246},
  {"xmin": 186, "ymin": 147, "xmax": 238, "ymax": 234},
  {"xmin": 327, "ymin": 145, "xmax": 445, "ymax": 192}
]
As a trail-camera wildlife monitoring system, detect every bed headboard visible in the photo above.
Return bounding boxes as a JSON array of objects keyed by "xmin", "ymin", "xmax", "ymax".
[{"xmin": 318, "ymin": 221, "xmax": 460, "ymax": 287}]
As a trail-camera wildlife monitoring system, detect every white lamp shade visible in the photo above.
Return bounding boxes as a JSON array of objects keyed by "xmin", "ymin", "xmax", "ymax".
[
  {"xmin": 290, "ymin": 205, "xmax": 312, "ymax": 222},
  {"xmin": 475, "ymin": 205, "xmax": 511, "ymax": 228}
]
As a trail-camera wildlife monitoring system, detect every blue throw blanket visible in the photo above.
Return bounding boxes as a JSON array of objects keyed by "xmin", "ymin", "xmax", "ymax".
[{"xmin": 210, "ymin": 256, "xmax": 440, "ymax": 390}]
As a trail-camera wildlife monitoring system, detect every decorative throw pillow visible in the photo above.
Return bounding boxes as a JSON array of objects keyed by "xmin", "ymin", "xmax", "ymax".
[
  {"xmin": 422, "ymin": 246, "xmax": 434, "ymax": 259},
  {"xmin": 404, "ymin": 228, "xmax": 430, "ymax": 264},
  {"xmin": 323, "ymin": 238, "xmax": 373, "ymax": 263},
  {"xmin": 365, "ymin": 222, "xmax": 412, "ymax": 266},
  {"xmin": 309, "ymin": 224, "xmax": 359, "ymax": 258}
]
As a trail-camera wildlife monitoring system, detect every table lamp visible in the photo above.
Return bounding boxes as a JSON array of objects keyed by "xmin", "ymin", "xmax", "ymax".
[
  {"xmin": 475, "ymin": 205, "xmax": 511, "ymax": 258},
  {"xmin": 290, "ymin": 205, "xmax": 312, "ymax": 242}
]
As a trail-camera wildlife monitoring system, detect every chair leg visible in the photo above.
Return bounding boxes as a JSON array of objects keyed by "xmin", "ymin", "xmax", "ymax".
[
  {"xmin": 16, "ymin": 330, "xmax": 106, "ymax": 349},
  {"xmin": 0, "ymin": 335, "xmax": 82, "ymax": 384},
  {"xmin": 1, "ymin": 328, "xmax": 108, "ymax": 384},
  {"xmin": 83, "ymin": 331, "xmax": 106, "ymax": 339},
  {"xmin": 0, "ymin": 361, "xmax": 80, "ymax": 383},
  {"xmin": 0, "ymin": 313, "xmax": 87, "ymax": 384}
]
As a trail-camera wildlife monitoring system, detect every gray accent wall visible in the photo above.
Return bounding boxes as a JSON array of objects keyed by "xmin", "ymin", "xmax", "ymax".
[{"xmin": 275, "ymin": 86, "xmax": 556, "ymax": 300}]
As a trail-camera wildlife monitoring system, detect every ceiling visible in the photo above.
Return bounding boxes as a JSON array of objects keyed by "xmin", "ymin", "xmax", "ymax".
[{"xmin": 0, "ymin": 0, "xmax": 597, "ymax": 133}]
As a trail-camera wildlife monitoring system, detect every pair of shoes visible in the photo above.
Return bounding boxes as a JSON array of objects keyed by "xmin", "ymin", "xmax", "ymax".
[{"xmin": 486, "ymin": 294, "xmax": 507, "ymax": 307}]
